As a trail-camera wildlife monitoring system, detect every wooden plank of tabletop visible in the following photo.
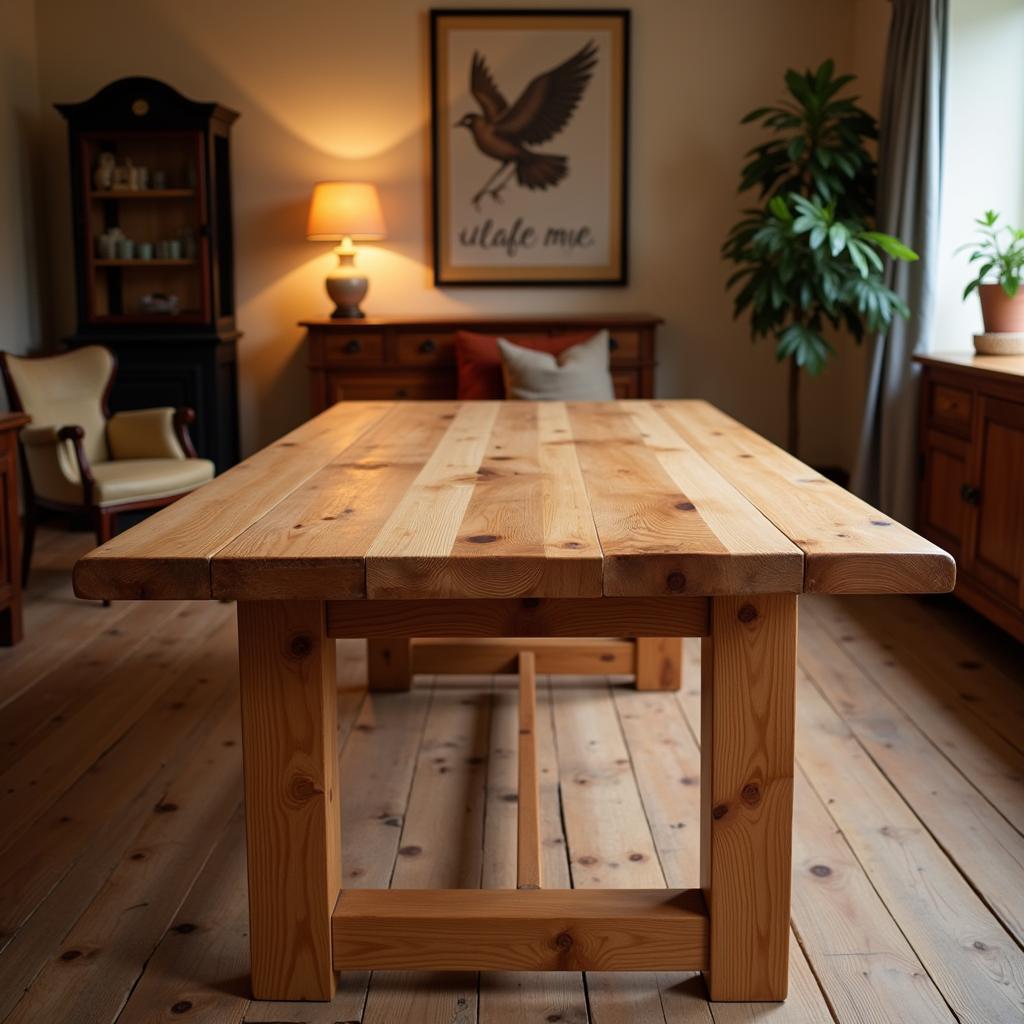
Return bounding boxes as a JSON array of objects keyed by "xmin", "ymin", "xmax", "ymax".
[
  {"xmin": 365, "ymin": 402, "xmax": 603, "ymax": 599},
  {"xmin": 653, "ymin": 400, "xmax": 956, "ymax": 595},
  {"xmin": 212, "ymin": 402, "xmax": 459, "ymax": 599},
  {"xmin": 72, "ymin": 402, "xmax": 396, "ymax": 601},
  {"xmin": 566, "ymin": 402, "xmax": 803, "ymax": 597}
]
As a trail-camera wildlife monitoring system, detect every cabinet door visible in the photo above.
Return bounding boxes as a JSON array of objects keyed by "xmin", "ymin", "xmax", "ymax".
[
  {"xmin": 963, "ymin": 396, "xmax": 1024, "ymax": 606},
  {"xmin": 919, "ymin": 429, "xmax": 971, "ymax": 558}
]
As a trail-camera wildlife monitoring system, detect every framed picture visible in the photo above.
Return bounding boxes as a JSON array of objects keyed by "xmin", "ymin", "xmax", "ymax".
[{"xmin": 430, "ymin": 8, "xmax": 629, "ymax": 286}]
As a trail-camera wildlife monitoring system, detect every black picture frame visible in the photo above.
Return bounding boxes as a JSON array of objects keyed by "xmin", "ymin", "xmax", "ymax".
[{"xmin": 430, "ymin": 8, "xmax": 630, "ymax": 287}]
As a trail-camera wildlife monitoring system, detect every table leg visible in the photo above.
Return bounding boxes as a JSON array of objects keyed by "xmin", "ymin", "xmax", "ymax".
[
  {"xmin": 237, "ymin": 601, "xmax": 340, "ymax": 1001},
  {"xmin": 367, "ymin": 637, "xmax": 412, "ymax": 690},
  {"xmin": 635, "ymin": 637, "xmax": 683, "ymax": 690},
  {"xmin": 700, "ymin": 594, "xmax": 796, "ymax": 1001}
]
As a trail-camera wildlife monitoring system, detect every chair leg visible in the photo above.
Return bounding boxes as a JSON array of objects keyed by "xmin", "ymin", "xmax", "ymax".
[{"xmin": 20, "ymin": 505, "xmax": 37, "ymax": 588}]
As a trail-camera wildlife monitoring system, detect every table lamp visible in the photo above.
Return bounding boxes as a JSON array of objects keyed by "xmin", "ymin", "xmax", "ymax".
[{"xmin": 306, "ymin": 181, "xmax": 386, "ymax": 318}]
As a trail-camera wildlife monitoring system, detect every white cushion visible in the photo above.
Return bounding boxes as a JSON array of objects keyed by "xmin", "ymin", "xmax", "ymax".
[{"xmin": 498, "ymin": 330, "xmax": 615, "ymax": 401}]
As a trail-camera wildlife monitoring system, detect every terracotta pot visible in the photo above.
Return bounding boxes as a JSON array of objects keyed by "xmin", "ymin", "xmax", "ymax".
[{"xmin": 978, "ymin": 283, "xmax": 1024, "ymax": 332}]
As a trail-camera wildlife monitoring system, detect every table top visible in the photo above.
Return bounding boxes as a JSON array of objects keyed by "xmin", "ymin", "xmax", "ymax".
[
  {"xmin": 72, "ymin": 400, "xmax": 955, "ymax": 602},
  {"xmin": 915, "ymin": 350, "xmax": 1024, "ymax": 383}
]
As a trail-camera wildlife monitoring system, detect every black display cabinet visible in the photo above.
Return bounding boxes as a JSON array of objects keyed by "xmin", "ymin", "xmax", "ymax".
[{"xmin": 56, "ymin": 77, "xmax": 241, "ymax": 472}]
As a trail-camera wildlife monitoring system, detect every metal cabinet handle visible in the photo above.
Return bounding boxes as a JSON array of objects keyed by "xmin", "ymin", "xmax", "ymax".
[
  {"xmin": 344, "ymin": 338, "xmax": 361, "ymax": 354},
  {"xmin": 960, "ymin": 483, "xmax": 981, "ymax": 506},
  {"xmin": 419, "ymin": 338, "xmax": 437, "ymax": 354}
]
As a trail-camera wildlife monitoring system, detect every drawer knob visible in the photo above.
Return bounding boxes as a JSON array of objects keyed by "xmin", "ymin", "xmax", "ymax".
[
  {"xmin": 419, "ymin": 338, "xmax": 437, "ymax": 354},
  {"xmin": 395, "ymin": 387, "xmax": 409, "ymax": 399},
  {"xmin": 344, "ymin": 338, "xmax": 361, "ymax": 354},
  {"xmin": 960, "ymin": 483, "xmax": 981, "ymax": 506},
  {"xmin": 609, "ymin": 336, "xmax": 619, "ymax": 352}
]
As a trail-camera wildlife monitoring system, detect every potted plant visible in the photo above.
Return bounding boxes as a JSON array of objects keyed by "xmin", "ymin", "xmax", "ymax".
[
  {"xmin": 960, "ymin": 210, "xmax": 1024, "ymax": 341},
  {"xmin": 723, "ymin": 61, "xmax": 918, "ymax": 455}
]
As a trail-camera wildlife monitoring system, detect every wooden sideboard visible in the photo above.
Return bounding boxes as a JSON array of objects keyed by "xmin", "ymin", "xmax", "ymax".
[
  {"xmin": 1, "ymin": 411, "xmax": 29, "ymax": 645},
  {"xmin": 915, "ymin": 352, "xmax": 1024, "ymax": 641},
  {"xmin": 304, "ymin": 314, "xmax": 661, "ymax": 413}
]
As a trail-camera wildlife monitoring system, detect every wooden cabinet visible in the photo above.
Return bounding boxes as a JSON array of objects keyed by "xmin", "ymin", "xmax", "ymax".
[
  {"xmin": 57, "ymin": 77, "xmax": 241, "ymax": 472},
  {"xmin": 916, "ymin": 353, "xmax": 1024, "ymax": 641},
  {"xmin": 0, "ymin": 413, "xmax": 29, "ymax": 646},
  {"xmin": 305, "ymin": 314, "xmax": 662, "ymax": 413}
]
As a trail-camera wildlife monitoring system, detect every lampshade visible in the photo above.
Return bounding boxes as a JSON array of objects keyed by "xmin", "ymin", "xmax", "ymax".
[{"xmin": 306, "ymin": 181, "xmax": 386, "ymax": 241}]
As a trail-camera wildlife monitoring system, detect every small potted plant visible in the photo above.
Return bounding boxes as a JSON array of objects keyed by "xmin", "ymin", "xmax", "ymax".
[{"xmin": 960, "ymin": 210, "xmax": 1024, "ymax": 345}]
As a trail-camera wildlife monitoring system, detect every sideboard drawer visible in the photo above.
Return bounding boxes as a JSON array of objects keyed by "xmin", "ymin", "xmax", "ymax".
[
  {"xmin": 928, "ymin": 382, "xmax": 972, "ymax": 435},
  {"xmin": 326, "ymin": 372, "xmax": 454, "ymax": 403},
  {"xmin": 396, "ymin": 332, "xmax": 457, "ymax": 367},
  {"xmin": 323, "ymin": 332, "xmax": 384, "ymax": 366},
  {"xmin": 606, "ymin": 330, "xmax": 640, "ymax": 363}
]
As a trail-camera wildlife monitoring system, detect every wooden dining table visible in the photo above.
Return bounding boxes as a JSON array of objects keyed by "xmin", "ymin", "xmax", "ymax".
[{"xmin": 73, "ymin": 399, "xmax": 955, "ymax": 1005}]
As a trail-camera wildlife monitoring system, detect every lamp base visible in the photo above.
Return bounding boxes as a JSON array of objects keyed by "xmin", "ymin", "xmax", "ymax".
[
  {"xmin": 330, "ymin": 304, "xmax": 366, "ymax": 320},
  {"xmin": 325, "ymin": 246, "xmax": 369, "ymax": 319}
]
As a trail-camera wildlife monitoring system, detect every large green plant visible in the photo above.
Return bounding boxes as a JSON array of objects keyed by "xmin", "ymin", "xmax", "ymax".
[{"xmin": 722, "ymin": 60, "xmax": 918, "ymax": 455}]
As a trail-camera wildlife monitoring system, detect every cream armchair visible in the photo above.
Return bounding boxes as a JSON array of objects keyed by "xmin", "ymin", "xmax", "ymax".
[{"xmin": 1, "ymin": 345, "xmax": 214, "ymax": 582}]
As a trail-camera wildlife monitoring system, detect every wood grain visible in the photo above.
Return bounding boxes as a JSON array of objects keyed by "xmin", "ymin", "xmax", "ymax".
[
  {"xmin": 326, "ymin": 597, "xmax": 710, "ymax": 638},
  {"xmin": 332, "ymin": 888, "xmax": 708, "ymax": 972},
  {"xmin": 517, "ymin": 651, "xmax": 542, "ymax": 890},
  {"xmin": 412, "ymin": 636, "xmax": 637, "ymax": 675},
  {"xmin": 74, "ymin": 399, "xmax": 955, "ymax": 602},
  {"xmin": 73, "ymin": 401, "xmax": 394, "ymax": 600},
  {"xmin": 700, "ymin": 594, "xmax": 796, "ymax": 1001},
  {"xmin": 635, "ymin": 637, "xmax": 683, "ymax": 691},
  {"xmin": 237, "ymin": 601, "xmax": 339, "ymax": 1001},
  {"xmin": 654, "ymin": 400, "xmax": 956, "ymax": 595},
  {"xmin": 367, "ymin": 638, "xmax": 412, "ymax": 691}
]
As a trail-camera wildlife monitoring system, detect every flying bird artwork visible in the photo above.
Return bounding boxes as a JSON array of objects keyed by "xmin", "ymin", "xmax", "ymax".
[{"xmin": 456, "ymin": 41, "xmax": 598, "ymax": 209}]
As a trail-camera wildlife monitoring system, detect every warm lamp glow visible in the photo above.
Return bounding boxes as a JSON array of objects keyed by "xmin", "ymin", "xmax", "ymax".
[{"xmin": 306, "ymin": 181, "xmax": 386, "ymax": 241}]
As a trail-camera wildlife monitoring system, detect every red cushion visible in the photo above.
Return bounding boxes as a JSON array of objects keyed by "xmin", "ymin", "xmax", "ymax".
[{"xmin": 454, "ymin": 330, "xmax": 595, "ymax": 399}]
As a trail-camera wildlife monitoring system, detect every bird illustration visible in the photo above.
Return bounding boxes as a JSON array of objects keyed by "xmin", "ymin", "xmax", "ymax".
[{"xmin": 455, "ymin": 41, "xmax": 598, "ymax": 209}]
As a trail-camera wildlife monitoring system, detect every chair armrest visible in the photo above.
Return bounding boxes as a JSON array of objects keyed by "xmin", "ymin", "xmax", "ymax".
[
  {"xmin": 20, "ymin": 424, "xmax": 62, "ymax": 447},
  {"xmin": 107, "ymin": 407, "xmax": 195, "ymax": 460}
]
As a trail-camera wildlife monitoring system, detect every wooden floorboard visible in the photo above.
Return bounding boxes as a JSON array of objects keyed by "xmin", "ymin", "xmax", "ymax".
[{"xmin": 0, "ymin": 529, "xmax": 1021, "ymax": 1022}]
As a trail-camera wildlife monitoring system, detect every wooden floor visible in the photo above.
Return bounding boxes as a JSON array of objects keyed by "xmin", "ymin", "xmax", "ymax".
[{"xmin": 1, "ymin": 528, "xmax": 1023, "ymax": 1023}]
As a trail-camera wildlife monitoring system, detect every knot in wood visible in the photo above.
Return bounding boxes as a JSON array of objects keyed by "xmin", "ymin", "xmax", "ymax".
[
  {"xmin": 675, "ymin": 501, "xmax": 696, "ymax": 511},
  {"xmin": 666, "ymin": 571, "xmax": 687, "ymax": 593},
  {"xmin": 171, "ymin": 1001, "xmax": 193, "ymax": 1014},
  {"xmin": 711, "ymin": 803, "xmax": 729, "ymax": 820},
  {"xmin": 737, "ymin": 603, "xmax": 758, "ymax": 623},
  {"xmin": 810, "ymin": 864, "xmax": 832, "ymax": 878},
  {"xmin": 289, "ymin": 633, "xmax": 313, "ymax": 658},
  {"xmin": 522, "ymin": 598, "xmax": 541, "ymax": 609},
  {"xmin": 289, "ymin": 773, "xmax": 322, "ymax": 802},
  {"xmin": 465, "ymin": 533, "xmax": 499, "ymax": 544},
  {"xmin": 60, "ymin": 949, "xmax": 82, "ymax": 961},
  {"xmin": 554, "ymin": 931, "xmax": 574, "ymax": 952},
  {"xmin": 741, "ymin": 782, "xmax": 761, "ymax": 806}
]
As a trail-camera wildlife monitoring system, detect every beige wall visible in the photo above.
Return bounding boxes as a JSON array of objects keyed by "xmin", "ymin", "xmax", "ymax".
[
  {"xmin": 0, "ymin": 0, "xmax": 43, "ymax": 409},
  {"xmin": 28, "ymin": 0, "xmax": 891, "ymax": 462}
]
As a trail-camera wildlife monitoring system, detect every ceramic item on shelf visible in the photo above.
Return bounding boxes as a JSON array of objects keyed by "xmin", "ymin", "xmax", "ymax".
[
  {"xmin": 115, "ymin": 238, "xmax": 135, "ymax": 260},
  {"xmin": 166, "ymin": 239, "xmax": 183, "ymax": 260},
  {"xmin": 974, "ymin": 332, "xmax": 1024, "ymax": 356},
  {"xmin": 112, "ymin": 160, "xmax": 133, "ymax": 190},
  {"xmin": 96, "ymin": 226, "xmax": 124, "ymax": 260},
  {"xmin": 93, "ymin": 152, "xmax": 116, "ymax": 190},
  {"xmin": 137, "ymin": 242, "xmax": 154, "ymax": 260},
  {"xmin": 130, "ymin": 165, "xmax": 149, "ymax": 190},
  {"xmin": 140, "ymin": 292, "xmax": 180, "ymax": 315}
]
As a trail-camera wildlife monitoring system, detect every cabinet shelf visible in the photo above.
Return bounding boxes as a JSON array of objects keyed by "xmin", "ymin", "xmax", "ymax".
[
  {"xmin": 94, "ymin": 258, "xmax": 196, "ymax": 267},
  {"xmin": 89, "ymin": 189, "xmax": 195, "ymax": 199}
]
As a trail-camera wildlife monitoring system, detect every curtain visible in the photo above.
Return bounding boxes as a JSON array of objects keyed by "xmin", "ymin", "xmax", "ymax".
[{"xmin": 852, "ymin": 0, "xmax": 947, "ymax": 524}]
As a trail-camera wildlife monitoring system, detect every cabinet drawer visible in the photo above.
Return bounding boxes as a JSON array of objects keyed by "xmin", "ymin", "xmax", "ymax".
[
  {"xmin": 396, "ymin": 332, "xmax": 456, "ymax": 367},
  {"xmin": 322, "ymin": 332, "xmax": 384, "ymax": 366},
  {"xmin": 606, "ymin": 330, "xmax": 641, "ymax": 363},
  {"xmin": 326, "ymin": 372, "xmax": 454, "ymax": 402},
  {"xmin": 928, "ymin": 383, "xmax": 972, "ymax": 433}
]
